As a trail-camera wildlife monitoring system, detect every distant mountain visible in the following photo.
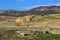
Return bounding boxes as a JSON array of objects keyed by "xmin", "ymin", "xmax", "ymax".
[
  {"xmin": 28, "ymin": 6, "xmax": 60, "ymax": 15},
  {"xmin": 0, "ymin": 6, "xmax": 60, "ymax": 16},
  {"xmin": 30, "ymin": 5, "xmax": 60, "ymax": 12},
  {"xmin": 0, "ymin": 10, "xmax": 28, "ymax": 16}
]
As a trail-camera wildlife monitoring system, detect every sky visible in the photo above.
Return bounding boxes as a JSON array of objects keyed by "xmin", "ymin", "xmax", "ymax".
[{"xmin": 0, "ymin": 0, "xmax": 60, "ymax": 11}]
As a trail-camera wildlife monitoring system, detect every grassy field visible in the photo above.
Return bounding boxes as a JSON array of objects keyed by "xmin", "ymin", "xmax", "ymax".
[
  {"xmin": 0, "ymin": 14, "xmax": 60, "ymax": 28},
  {"xmin": 0, "ymin": 28, "xmax": 60, "ymax": 40},
  {"xmin": 0, "ymin": 14, "xmax": 60, "ymax": 40}
]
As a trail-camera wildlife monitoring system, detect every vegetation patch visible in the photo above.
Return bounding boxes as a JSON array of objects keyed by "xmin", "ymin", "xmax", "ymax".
[{"xmin": 0, "ymin": 28, "xmax": 60, "ymax": 40}]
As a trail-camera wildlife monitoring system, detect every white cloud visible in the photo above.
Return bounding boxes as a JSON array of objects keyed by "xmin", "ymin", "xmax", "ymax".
[
  {"xmin": 18, "ymin": 3, "xmax": 60, "ymax": 11},
  {"xmin": 55, "ymin": 3, "xmax": 60, "ymax": 6},
  {"xmin": 19, "ymin": 5, "xmax": 41, "ymax": 10}
]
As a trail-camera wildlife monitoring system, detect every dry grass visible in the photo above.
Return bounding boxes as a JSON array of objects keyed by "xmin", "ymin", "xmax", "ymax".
[{"xmin": 0, "ymin": 14, "xmax": 60, "ymax": 29}]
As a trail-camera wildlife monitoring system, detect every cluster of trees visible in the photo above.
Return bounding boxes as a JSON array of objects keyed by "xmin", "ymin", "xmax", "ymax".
[
  {"xmin": 0, "ymin": 10, "xmax": 59, "ymax": 17},
  {"xmin": 0, "ymin": 10, "xmax": 28, "ymax": 17},
  {"xmin": 28, "ymin": 11, "xmax": 58, "ymax": 16}
]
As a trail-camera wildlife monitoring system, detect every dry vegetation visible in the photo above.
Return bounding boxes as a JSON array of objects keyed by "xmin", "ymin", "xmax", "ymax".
[
  {"xmin": 0, "ymin": 14, "xmax": 60, "ymax": 40},
  {"xmin": 0, "ymin": 14, "xmax": 60, "ymax": 28},
  {"xmin": 0, "ymin": 14, "xmax": 60, "ymax": 34}
]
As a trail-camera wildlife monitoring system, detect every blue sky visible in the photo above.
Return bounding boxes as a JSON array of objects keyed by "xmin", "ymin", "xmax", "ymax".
[{"xmin": 0, "ymin": 0, "xmax": 60, "ymax": 11}]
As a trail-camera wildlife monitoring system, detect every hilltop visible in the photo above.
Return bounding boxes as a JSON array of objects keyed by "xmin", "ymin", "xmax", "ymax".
[
  {"xmin": 29, "ymin": 5, "xmax": 60, "ymax": 15},
  {"xmin": 30, "ymin": 5, "xmax": 60, "ymax": 12}
]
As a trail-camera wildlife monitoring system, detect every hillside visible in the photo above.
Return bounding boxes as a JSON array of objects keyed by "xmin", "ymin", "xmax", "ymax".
[
  {"xmin": 29, "ymin": 6, "xmax": 60, "ymax": 15},
  {"xmin": 0, "ymin": 6, "xmax": 60, "ymax": 16},
  {"xmin": 0, "ymin": 10, "xmax": 28, "ymax": 17},
  {"xmin": 30, "ymin": 6, "xmax": 60, "ymax": 12}
]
